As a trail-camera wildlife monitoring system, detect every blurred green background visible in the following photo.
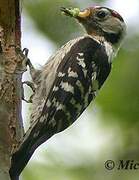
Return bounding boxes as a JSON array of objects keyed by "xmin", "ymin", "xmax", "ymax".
[{"xmin": 21, "ymin": 0, "xmax": 139, "ymax": 179}]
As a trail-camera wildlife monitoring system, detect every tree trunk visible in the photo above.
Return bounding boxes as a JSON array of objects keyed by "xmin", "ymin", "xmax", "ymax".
[{"xmin": 0, "ymin": 0, "xmax": 24, "ymax": 179}]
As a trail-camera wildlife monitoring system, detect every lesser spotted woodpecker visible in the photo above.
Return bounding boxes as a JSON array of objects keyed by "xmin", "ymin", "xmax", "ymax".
[{"xmin": 10, "ymin": 6, "xmax": 126, "ymax": 179}]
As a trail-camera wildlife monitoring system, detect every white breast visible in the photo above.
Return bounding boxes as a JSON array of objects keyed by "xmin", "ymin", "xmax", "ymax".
[{"xmin": 103, "ymin": 41, "xmax": 116, "ymax": 63}]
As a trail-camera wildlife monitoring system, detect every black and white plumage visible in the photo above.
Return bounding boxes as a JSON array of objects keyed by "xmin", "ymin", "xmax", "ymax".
[{"xmin": 10, "ymin": 6, "xmax": 126, "ymax": 179}]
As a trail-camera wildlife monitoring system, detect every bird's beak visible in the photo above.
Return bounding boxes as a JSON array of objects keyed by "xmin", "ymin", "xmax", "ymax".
[{"xmin": 60, "ymin": 7, "xmax": 91, "ymax": 19}]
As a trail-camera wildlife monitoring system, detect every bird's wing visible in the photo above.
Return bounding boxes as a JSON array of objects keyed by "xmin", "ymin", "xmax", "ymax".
[
  {"xmin": 30, "ymin": 36, "xmax": 85, "ymax": 123},
  {"xmin": 10, "ymin": 36, "xmax": 111, "ymax": 177},
  {"xmin": 40, "ymin": 36, "xmax": 111, "ymax": 130},
  {"xmin": 24, "ymin": 36, "xmax": 111, "ymax": 150}
]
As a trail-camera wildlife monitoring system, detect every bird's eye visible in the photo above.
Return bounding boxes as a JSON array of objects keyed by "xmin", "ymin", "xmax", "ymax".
[{"xmin": 96, "ymin": 10, "xmax": 108, "ymax": 19}]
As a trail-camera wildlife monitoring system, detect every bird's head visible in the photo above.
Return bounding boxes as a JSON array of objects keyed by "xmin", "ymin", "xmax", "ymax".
[{"xmin": 61, "ymin": 6, "xmax": 126, "ymax": 46}]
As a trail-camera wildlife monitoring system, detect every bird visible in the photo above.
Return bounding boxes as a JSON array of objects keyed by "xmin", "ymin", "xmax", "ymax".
[{"xmin": 10, "ymin": 6, "xmax": 126, "ymax": 179}]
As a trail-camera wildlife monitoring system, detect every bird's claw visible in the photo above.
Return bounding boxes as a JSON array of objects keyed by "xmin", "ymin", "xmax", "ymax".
[
  {"xmin": 15, "ymin": 47, "xmax": 29, "ymax": 59},
  {"xmin": 14, "ymin": 47, "xmax": 30, "ymax": 73},
  {"xmin": 22, "ymin": 48, "xmax": 29, "ymax": 57}
]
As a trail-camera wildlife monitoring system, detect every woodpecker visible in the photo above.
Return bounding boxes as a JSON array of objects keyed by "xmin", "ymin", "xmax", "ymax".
[{"xmin": 10, "ymin": 6, "xmax": 126, "ymax": 179}]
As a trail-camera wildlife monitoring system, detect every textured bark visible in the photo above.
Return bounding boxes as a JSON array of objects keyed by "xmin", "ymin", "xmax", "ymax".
[{"xmin": 0, "ymin": 0, "xmax": 24, "ymax": 179}]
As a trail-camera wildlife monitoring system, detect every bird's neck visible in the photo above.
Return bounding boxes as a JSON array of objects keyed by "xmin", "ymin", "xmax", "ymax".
[
  {"xmin": 86, "ymin": 33, "xmax": 118, "ymax": 63},
  {"xmin": 103, "ymin": 31, "xmax": 122, "ymax": 46},
  {"xmin": 88, "ymin": 30, "xmax": 122, "ymax": 50},
  {"xmin": 88, "ymin": 31, "xmax": 121, "ymax": 53}
]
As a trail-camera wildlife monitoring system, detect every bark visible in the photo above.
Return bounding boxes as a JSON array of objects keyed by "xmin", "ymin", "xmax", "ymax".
[{"xmin": 0, "ymin": 0, "xmax": 25, "ymax": 179}]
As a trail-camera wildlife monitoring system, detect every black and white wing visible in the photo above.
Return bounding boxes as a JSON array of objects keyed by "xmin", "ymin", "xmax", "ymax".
[{"xmin": 10, "ymin": 36, "xmax": 111, "ymax": 179}]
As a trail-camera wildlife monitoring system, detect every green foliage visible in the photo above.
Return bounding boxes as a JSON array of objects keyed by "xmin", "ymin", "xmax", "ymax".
[
  {"xmin": 24, "ymin": 0, "xmax": 82, "ymax": 45},
  {"xmin": 96, "ymin": 36, "xmax": 139, "ymax": 126},
  {"xmin": 23, "ymin": 157, "xmax": 139, "ymax": 180},
  {"xmin": 23, "ymin": 163, "xmax": 96, "ymax": 180}
]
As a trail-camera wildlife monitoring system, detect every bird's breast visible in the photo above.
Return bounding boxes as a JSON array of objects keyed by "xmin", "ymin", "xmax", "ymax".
[{"xmin": 103, "ymin": 41, "xmax": 115, "ymax": 63}]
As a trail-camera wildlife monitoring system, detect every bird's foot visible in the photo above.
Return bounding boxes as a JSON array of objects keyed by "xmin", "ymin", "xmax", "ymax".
[{"xmin": 15, "ymin": 47, "xmax": 30, "ymax": 73}]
